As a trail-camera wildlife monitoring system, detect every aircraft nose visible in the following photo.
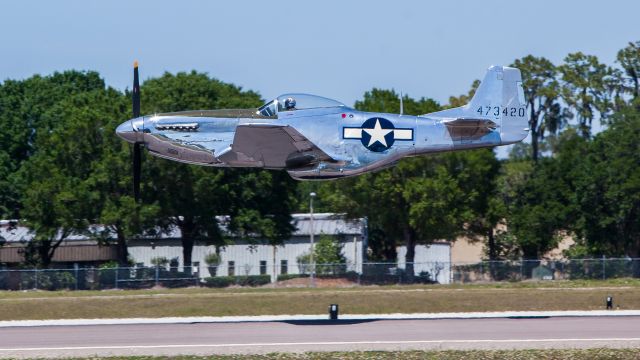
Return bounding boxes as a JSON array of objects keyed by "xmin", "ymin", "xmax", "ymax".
[{"xmin": 116, "ymin": 117, "xmax": 144, "ymax": 143}]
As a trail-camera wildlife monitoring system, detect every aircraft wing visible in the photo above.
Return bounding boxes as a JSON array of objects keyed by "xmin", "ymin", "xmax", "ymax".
[{"xmin": 220, "ymin": 124, "xmax": 334, "ymax": 169}]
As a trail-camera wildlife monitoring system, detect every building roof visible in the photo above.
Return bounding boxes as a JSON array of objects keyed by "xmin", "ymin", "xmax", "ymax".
[
  {"xmin": 291, "ymin": 213, "xmax": 364, "ymax": 236},
  {"xmin": 0, "ymin": 214, "xmax": 365, "ymax": 243}
]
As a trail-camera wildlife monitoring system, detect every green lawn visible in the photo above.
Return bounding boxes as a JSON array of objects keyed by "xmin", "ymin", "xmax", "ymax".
[{"xmin": 0, "ymin": 279, "xmax": 638, "ymax": 321}]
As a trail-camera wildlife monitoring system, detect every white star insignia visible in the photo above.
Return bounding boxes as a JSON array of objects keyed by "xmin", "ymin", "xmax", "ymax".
[{"xmin": 363, "ymin": 119, "xmax": 393, "ymax": 147}]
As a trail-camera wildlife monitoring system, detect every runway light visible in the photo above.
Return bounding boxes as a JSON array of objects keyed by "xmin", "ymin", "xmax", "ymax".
[
  {"xmin": 606, "ymin": 296, "xmax": 613, "ymax": 310},
  {"xmin": 329, "ymin": 304, "xmax": 339, "ymax": 320}
]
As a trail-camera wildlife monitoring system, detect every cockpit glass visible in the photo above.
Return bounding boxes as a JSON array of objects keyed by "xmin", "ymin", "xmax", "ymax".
[
  {"xmin": 257, "ymin": 94, "xmax": 346, "ymax": 116},
  {"xmin": 276, "ymin": 93, "xmax": 345, "ymax": 112},
  {"xmin": 257, "ymin": 100, "xmax": 277, "ymax": 117}
]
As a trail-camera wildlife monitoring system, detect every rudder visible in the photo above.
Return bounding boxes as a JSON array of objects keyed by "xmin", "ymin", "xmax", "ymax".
[{"xmin": 424, "ymin": 65, "xmax": 529, "ymax": 145}]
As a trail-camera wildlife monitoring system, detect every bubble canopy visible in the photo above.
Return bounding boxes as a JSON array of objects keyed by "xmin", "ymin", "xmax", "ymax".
[{"xmin": 257, "ymin": 93, "xmax": 346, "ymax": 117}]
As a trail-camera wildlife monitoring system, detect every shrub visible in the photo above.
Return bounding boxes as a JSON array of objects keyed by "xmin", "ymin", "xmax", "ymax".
[
  {"xmin": 150, "ymin": 257, "xmax": 169, "ymax": 267},
  {"xmin": 277, "ymin": 273, "xmax": 309, "ymax": 281},
  {"xmin": 203, "ymin": 275, "xmax": 271, "ymax": 288},
  {"xmin": 52, "ymin": 271, "xmax": 76, "ymax": 290},
  {"xmin": 20, "ymin": 271, "xmax": 76, "ymax": 290},
  {"xmin": 204, "ymin": 276, "xmax": 233, "ymax": 288},
  {"xmin": 204, "ymin": 253, "xmax": 221, "ymax": 265},
  {"xmin": 237, "ymin": 275, "xmax": 271, "ymax": 286}
]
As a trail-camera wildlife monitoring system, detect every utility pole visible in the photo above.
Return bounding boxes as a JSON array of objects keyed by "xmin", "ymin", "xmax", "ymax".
[{"xmin": 310, "ymin": 192, "xmax": 316, "ymax": 287}]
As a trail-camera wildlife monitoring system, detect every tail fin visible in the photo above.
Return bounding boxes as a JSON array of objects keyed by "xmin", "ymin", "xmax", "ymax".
[{"xmin": 424, "ymin": 65, "xmax": 529, "ymax": 145}]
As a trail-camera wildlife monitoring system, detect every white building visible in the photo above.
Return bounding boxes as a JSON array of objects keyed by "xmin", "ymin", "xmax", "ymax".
[
  {"xmin": 128, "ymin": 213, "xmax": 368, "ymax": 281},
  {"xmin": 396, "ymin": 243, "xmax": 451, "ymax": 284},
  {"xmin": 1, "ymin": 215, "xmax": 453, "ymax": 284}
]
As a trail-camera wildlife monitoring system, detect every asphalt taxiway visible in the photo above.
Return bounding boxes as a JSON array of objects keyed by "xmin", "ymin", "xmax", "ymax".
[{"xmin": 1, "ymin": 316, "xmax": 640, "ymax": 358}]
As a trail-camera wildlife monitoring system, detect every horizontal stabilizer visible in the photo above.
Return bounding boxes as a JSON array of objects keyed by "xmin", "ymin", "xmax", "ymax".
[
  {"xmin": 443, "ymin": 118, "xmax": 497, "ymax": 141},
  {"xmin": 443, "ymin": 118, "xmax": 497, "ymax": 129}
]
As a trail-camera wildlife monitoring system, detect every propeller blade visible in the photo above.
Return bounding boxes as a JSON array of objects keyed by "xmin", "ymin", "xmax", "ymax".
[
  {"xmin": 133, "ymin": 60, "xmax": 140, "ymax": 118},
  {"xmin": 132, "ymin": 61, "xmax": 142, "ymax": 202},
  {"xmin": 133, "ymin": 143, "xmax": 141, "ymax": 202}
]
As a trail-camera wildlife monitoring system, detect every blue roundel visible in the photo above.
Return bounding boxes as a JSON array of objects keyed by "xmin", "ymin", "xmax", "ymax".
[{"xmin": 361, "ymin": 117, "xmax": 395, "ymax": 152}]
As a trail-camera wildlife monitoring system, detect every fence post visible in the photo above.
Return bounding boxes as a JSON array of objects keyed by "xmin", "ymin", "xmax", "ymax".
[
  {"xmin": 74, "ymin": 264, "xmax": 79, "ymax": 290},
  {"xmin": 520, "ymin": 260, "xmax": 524, "ymax": 280},
  {"xmin": 114, "ymin": 267, "xmax": 118, "ymax": 289},
  {"xmin": 34, "ymin": 269, "xmax": 38, "ymax": 290},
  {"xmin": 602, "ymin": 255, "xmax": 606, "ymax": 280},
  {"xmin": 155, "ymin": 265, "xmax": 159, "ymax": 287}
]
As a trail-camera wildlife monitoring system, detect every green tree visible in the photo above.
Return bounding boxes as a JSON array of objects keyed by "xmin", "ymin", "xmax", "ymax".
[
  {"xmin": 499, "ymin": 130, "xmax": 585, "ymax": 261},
  {"xmin": 16, "ymin": 86, "xmax": 118, "ymax": 267},
  {"xmin": 616, "ymin": 41, "xmax": 640, "ymax": 101},
  {"xmin": 512, "ymin": 55, "xmax": 570, "ymax": 161},
  {"xmin": 0, "ymin": 71, "xmax": 106, "ymax": 218},
  {"xmin": 354, "ymin": 88, "xmax": 440, "ymax": 116},
  {"xmin": 559, "ymin": 52, "xmax": 616, "ymax": 136},
  {"xmin": 297, "ymin": 235, "xmax": 346, "ymax": 275},
  {"xmin": 571, "ymin": 104, "xmax": 640, "ymax": 259}
]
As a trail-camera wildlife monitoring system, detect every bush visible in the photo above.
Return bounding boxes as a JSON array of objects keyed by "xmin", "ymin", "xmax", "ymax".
[
  {"xmin": 237, "ymin": 275, "xmax": 271, "ymax": 286},
  {"xmin": 98, "ymin": 268, "xmax": 117, "ymax": 288},
  {"xmin": 204, "ymin": 276, "xmax": 233, "ymax": 288},
  {"xmin": 150, "ymin": 257, "xmax": 169, "ymax": 267},
  {"xmin": 204, "ymin": 253, "xmax": 221, "ymax": 266},
  {"xmin": 278, "ymin": 271, "xmax": 360, "ymax": 282},
  {"xmin": 277, "ymin": 273, "xmax": 309, "ymax": 281},
  {"xmin": 203, "ymin": 275, "xmax": 271, "ymax": 288},
  {"xmin": 20, "ymin": 271, "xmax": 76, "ymax": 290},
  {"xmin": 52, "ymin": 271, "xmax": 76, "ymax": 289}
]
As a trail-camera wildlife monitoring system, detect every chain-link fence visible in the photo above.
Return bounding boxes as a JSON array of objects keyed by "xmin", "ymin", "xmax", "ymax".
[
  {"xmin": 1, "ymin": 258, "xmax": 638, "ymax": 291},
  {"xmin": 452, "ymin": 258, "xmax": 640, "ymax": 283}
]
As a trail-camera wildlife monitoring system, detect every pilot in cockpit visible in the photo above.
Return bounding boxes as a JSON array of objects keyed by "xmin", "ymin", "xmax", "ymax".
[{"xmin": 284, "ymin": 97, "xmax": 297, "ymax": 111}]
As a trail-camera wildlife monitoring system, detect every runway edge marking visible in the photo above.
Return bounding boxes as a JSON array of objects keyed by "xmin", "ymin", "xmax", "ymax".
[
  {"xmin": 2, "ymin": 310, "xmax": 640, "ymax": 328},
  {"xmin": 3, "ymin": 338, "xmax": 640, "ymax": 352}
]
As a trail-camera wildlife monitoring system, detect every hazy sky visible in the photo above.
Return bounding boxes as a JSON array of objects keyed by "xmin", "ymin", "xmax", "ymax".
[{"xmin": 1, "ymin": 0, "xmax": 638, "ymax": 108}]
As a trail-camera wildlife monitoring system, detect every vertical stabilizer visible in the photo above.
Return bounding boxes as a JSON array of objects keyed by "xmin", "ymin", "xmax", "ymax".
[{"xmin": 423, "ymin": 66, "xmax": 529, "ymax": 144}]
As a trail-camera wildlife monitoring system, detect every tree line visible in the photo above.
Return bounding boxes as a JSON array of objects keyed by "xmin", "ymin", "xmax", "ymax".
[{"xmin": 0, "ymin": 41, "xmax": 639, "ymax": 269}]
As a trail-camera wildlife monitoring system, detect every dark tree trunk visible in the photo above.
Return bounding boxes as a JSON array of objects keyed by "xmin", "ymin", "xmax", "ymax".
[
  {"xmin": 520, "ymin": 246, "xmax": 540, "ymax": 280},
  {"xmin": 403, "ymin": 226, "xmax": 416, "ymax": 282},
  {"xmin": 37, "ymin": 236, "xmax": 64, "ymax": 268},
  {"xmin": 115, "ymin": 228, "xmax": 128, "ymax": 267},
  {"xmin": 180, "ymin": 218, "xmax": 196, "ymax": 275},
  {"xmin": 38, "ymin": 240, "xmax": 53, "ymax": 268},
  {"xmin": 529, "ymin": 101, "xmax": 539, "ymax": 163},
  {"xmin": 488, "ymin": 228, "xmax": 497, "ymax": 280}
]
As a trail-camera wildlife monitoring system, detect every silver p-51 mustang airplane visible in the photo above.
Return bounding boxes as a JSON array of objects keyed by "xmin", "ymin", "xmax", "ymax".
[{"xmin": 117, "ymin": 64, "xmax": 528, "ymax": 196}]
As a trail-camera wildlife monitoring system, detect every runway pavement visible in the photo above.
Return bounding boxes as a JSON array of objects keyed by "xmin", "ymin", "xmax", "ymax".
[{"xmin": 1, "ymin": 316, "xmax": 640, "ymax": 358}]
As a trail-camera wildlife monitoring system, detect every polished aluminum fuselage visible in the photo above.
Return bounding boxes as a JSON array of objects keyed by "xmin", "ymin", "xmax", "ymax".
[
  {"xmin": 127, "ymin": 106, "xmax": 503, "ymax": 180},
  {"xmin": 116, "ymin": 66, "xmax": 528, "ymax": 180}
]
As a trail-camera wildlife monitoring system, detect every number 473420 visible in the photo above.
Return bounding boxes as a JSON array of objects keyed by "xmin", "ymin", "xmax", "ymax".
[{"xmin": 477, "ymin": 106, "xmax": 525, "ymax": 117}]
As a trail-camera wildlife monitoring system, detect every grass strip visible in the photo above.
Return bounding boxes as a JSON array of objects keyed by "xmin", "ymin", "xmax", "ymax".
[
  {"xmin": 0, "ymin": 285, "xmax": 637, "ymax": 320},
  {"xmin": 52, "ymin": 349, "xmax": 640, "ymax": 359}
]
